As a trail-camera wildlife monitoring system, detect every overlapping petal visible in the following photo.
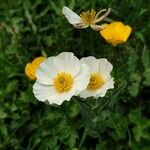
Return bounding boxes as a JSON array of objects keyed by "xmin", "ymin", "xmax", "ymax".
[
  {"xmin": 79, "ymin": 57, "xmax": 114, "ymax": 98},
  {"xmin": 33, "ymin": 52, "xmax": 90, "ymax": 105}
]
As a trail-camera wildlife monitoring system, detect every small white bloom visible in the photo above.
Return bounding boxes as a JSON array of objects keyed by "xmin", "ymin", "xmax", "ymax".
[
  {"xmin": 33, "ymin": 52, "xmax": 89, "ymax": 105},
  {"xmin": 79, "ymin": 56, "xmax": 114, "ymax": 98},
  {"xmin": 62, "ymin": 6, "xmax": 111, "ymax": 31}
]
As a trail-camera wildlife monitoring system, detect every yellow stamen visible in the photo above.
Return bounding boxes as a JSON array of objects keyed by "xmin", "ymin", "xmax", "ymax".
[
  {"xmin": 80, "ymin": 9, "xmax": 97, "ymax": 25},
  {"xmin": 53, "ymin": 72, "xmax": 73, "ymax": 93},
  {"xmin": 87, "ymin": 73, "xmax": 105, "ymax": 90}
]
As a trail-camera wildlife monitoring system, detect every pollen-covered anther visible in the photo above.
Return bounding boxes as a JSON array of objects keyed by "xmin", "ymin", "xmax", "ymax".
[
  {"xmin": 53, "ymin": 72, "xmax": 73, "ymax": 93},
  {"xmin": 87, "ymin": 73, "xmax": 105, "ymax": 90},
  {"xmin": 80, "ymin": 9, "xmax": 97, "ymax": 25}
]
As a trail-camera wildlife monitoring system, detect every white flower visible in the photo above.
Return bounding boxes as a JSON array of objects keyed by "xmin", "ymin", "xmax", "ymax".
[
  {"xmin": 33, "ymin": 52, "xmax": 89, "ymax": 105},
  {"xmin": 79, "ymin": 56, "xmax": 114, "ymax": 98},
  {"xmin": 62, "ymin": 6, "xmax": 111, "ymax": 31}
]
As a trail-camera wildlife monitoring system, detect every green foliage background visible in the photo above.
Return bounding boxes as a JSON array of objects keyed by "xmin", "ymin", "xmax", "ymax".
[{"xmin": 0, "ymin": 0, "xmax": 150, "ymax": 149}]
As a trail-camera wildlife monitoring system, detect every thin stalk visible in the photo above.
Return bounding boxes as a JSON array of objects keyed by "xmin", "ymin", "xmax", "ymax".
[
  {"xmin": 78, "ymin": 127, "xmax": 88, "ymax": 150},
  {"xmin": 127, "ymin": 126, "xmax": 132, "ymax": 147}
]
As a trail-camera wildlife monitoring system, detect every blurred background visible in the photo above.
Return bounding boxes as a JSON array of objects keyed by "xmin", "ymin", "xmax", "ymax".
[{"xmin": 0, "ymin": 0, "xmax": 150, "ymax": 149}]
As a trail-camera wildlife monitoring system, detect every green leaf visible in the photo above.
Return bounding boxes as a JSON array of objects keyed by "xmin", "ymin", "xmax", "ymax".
[
  {"xmin": 130, "ymin": 73, "xmax": 141, "ymax": 83},
  {"xmin": 127, "ymin": 49, "xmax": 138, "ymax": 72},
  {"xmin": 143, "ymin": 68, "xmax": 150, "ymax": 86},
  {"xmin": 128, "ymin": 73, "xmax": 141, "ymax": 97},
  {"xmin": 23, "ymin": 1, "xmax": 37, "ymax": 33},
  {"xmin": 0, "ymin": 109, "xmax": 7, "ymax": 119},
  {"xmin": 43, "ymin": 36, "xmax": 55, "ymax": 47},
  {"xmin": 76, "ymin": 100, "xmax": 93, "ymax": 128},
  {"xmin": 142, "ymin": 47, "xmax": 150, "ymax": 69},
  {"xmin": 0, "ymin": 123, "xmax": 8, "ymax": 138},
  {"xmin": 69, "ymin": 0, "xmax": 75, "ymax": 9},
  {"xmin": 5, "ymin": 80, "xmax": 18, "ymax": 94},
  {"xmin": 128, "ymin": 82, "xmax": 140, "ymax": 97},
  {"xmin": 108, "ymin": 113, "xmax": 128, "ymax": 140},
  {"xmin": 135, "ymin": 32, "xmax": 145, "ymax": 44},
  {"xmin": 129, "ymin": 109, "xmax": 150, "ymax": 142}
]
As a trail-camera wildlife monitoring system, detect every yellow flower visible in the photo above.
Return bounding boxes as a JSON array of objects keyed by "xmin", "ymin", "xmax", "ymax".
[
  {"xmin": 25, "ymin": 56, "xmax": 46, "ymax": 80},
  {"xmin": 100, "ymin": 21, "xmax": 132, "ymax": 46}
]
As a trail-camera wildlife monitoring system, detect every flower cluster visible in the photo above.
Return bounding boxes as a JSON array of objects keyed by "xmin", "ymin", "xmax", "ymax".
[
  {"xmin": 31, "ymin": 52, "xmax": 114, "ymax": 105},
  {"xmin": 62, "ymin": 6, "xmax": 132, "ymax": 46},
  {"xmin": 25, "ymin": 6, "xmax": 133, "ymax": 106}
]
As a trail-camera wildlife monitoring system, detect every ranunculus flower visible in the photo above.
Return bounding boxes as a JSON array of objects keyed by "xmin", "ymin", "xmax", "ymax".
[
  {"xmin": 100, "ymin": 21, "xmax": 132, "ymax": 46},
  {"xmin": 33, "ymin": 52, "xmax": 89, "ymax": 105},
  {"xmin": 79, "ymin": 56, "xmax": 114, "ymax": 98},
  {"xmin": 62, "ymin": 6, "xmax": 111, "ymax": 31}
]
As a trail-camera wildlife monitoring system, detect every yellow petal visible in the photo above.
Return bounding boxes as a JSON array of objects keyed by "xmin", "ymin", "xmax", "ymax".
[
  {"xmin": 100, "ymin": 24, "xmax": 111, "ymax": 40},
  {"xmin": 122, "ymin": 25, "xmax": 132, "ymax": 42},
  {"xmin": 25, "ymin": 57, "xmax": 46, "ymax": 80},
  {"xmin": 31, "ymin": 57, "xmax": 46, "ymax": 78},
  {"xmin": 25, "ymin": 63, "xmax": 35, "ymax": 80},
  {"xmin": 32, "ymin": 57, "xmax": 46, "ymax": 66}
]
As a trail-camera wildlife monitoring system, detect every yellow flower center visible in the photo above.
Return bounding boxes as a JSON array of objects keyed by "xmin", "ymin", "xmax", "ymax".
[
  {"xmin": 80, "ymin": 9, "xmax": 97, "ymax": 25},
  {"xmin": 87, "ymin": 73, "xmax": 105, "ymax": 90},
  {"xmin": 53, "ymin": 72, "xmax": 73, "ymax": 93}
]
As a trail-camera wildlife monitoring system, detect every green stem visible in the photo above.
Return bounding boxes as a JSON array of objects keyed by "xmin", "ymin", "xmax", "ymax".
[
  {"xmin": 127, "ymin": 126, "xmax": 132, "ymax": 147},
  {"xmin": 110, "ymin": 116, "xmax": 121, "ymax": 138},
  {"xmin": 79, "ymin": 127, "xmax": 88, "ymax": 150}
]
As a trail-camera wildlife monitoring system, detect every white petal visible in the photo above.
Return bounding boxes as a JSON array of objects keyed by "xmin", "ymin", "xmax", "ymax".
[
  {"xmin": 47, "ymin": 92, "xmax": 74, "ymax": 105},
  {"xmin": 80, "ymin": 78, "xmax": 114, "ymax": 98},
  {"xmin": 79, "ymin": 57, "xmax": 114, "ymax": 99},
  {"xmin": 33, "ymin": 82, "xmax": 57, "ymax": 102},
  {"xmin": 98, "ymin": 58, "xmax": 113, "ymax": 80},
  {"xmin": 80, "ymin": 89, "xmax": 100, "ymax": 98},
  {"xmin": 95, "ymin": 78, "xmax": 114, "ymax": 98},
  {"xmin": 90, "ymin": 24, "xmax": 105, "ymax": 31},
  {"xmin": 101, "ymin": 78, "xmax": 114, "ymax": 91},
  {"xmin": 33, "ymin": 82, "xmax": 74, "ymax": 105},
  {"xmin": 73, "ymin": 64, "xmax": 90, "ymax": 95},
  {"xmin": 95, "ymin": 8, "xmax": 111, "ymax": 23},
  {"xmin": 53, "ymin": 52, "xmax": 80, "ymax": 76},
  {"xmin": 80, "ymin": 56, "xmax": 99, "ymax": 73},
  {"xmin": 74, "ymin": 24, "xmax": 88, "ymax": 29},
  {"xmin": 62, "ymin": 6, "xmax": 82, "ymax": 24},
  {"xmin": 36, "ymin": 57, "xmax": 58, "ymax": 85}
]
